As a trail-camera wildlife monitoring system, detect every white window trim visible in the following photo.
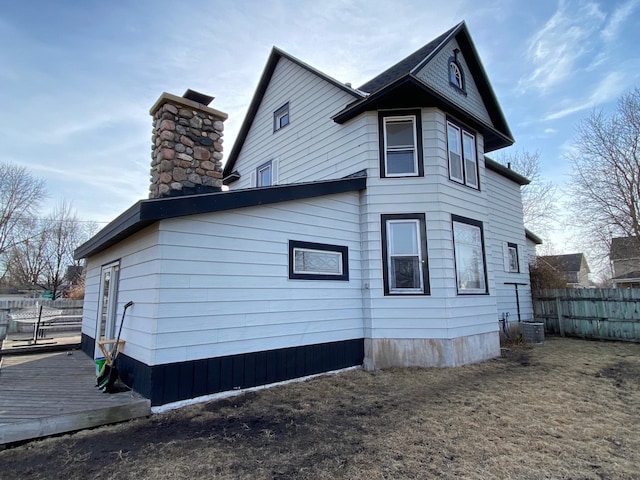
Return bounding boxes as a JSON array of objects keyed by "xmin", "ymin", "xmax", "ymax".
[
  {"xmin": 387, "ymin": 219, "xmax": 424, "ymax": 293},
  {"xmin": 463, "ymin": 131, "xmax": 478, "ymax": 188},
  {"xmin": 383, "ymin": 115, "xmax": 419, "ymax": 177},
  {"xmin": 452, "ymin": 217, "xmax": 487, "ymax": 294},
  {"xmin": 503, "ymin": 242, "xmax": 520, "ymax": 273},
  {"xmin": 447, "ymin": 122, "xmax": 464, "ymax": 184}
]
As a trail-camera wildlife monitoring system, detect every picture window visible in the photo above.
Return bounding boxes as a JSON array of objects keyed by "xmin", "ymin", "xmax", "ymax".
[{"xmin": 288, "ymin": 240, "xmax": 348, "ymax": 281}]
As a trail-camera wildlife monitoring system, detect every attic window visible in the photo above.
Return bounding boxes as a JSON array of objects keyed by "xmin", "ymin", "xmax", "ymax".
[
  {"xmin": 448, "ymin": 49, "xmax": 465, "ymax": 92},
  {"xmin": 274, "ymin": 103, "xmax": 289, "ymax": 132}
]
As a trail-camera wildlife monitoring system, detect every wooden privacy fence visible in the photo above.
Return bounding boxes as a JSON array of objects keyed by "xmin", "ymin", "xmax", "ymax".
[{"xmin": 533, "ymin": 288, "xmax": 640, "ymax": 342}]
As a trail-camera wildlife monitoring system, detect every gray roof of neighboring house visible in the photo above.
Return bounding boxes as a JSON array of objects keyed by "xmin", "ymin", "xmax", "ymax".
[
  {"xmin": 610, "ymin": 236, "xmax": 640, "ymax": 260},
  {"xmin": 538, "ymin": 253, "xmax": 590, "ymax": 274}
]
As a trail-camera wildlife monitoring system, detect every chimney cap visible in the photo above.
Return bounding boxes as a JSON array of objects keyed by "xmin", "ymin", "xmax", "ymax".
[{"xmin": 183, "ymin": 89, "xmax": 214, "ymax": 106}]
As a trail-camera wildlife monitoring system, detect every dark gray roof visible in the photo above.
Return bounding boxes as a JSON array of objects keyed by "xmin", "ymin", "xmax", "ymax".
[
  {"xmin": 538, "ymin": 253, "xmax": 589, "ymax": 274},
  {"xmin": 610, "ymin": 236, "xmax": 640, "ymax": 260},
  {"xmin": 358, "ymin": 23, "xmax": 460, "ymax": 93}
]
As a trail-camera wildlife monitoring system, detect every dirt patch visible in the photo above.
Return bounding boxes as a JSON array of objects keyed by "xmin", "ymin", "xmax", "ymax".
[{"xmin": 1, "ymin": 337, "xmax": 639, "ymax": 479}]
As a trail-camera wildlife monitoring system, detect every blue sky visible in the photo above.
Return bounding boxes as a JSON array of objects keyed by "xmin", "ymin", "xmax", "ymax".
[{"xmin": 1, "ymin": 0, "xmax": 639, "ymax": 255}]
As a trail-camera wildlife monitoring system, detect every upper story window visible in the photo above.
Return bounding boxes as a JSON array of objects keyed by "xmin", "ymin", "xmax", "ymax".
[
  {"xmin": 504, "ymin": 242, "xmax": 520, "ymax": 273},
  {"xmin": 251, "ymin": 159, "xmax": 278, "ymax": 187},
  {"xmin": 446, "ymin": 120, "xmax": 478, "ymax": 189},
  {"xmin": 448, "ymin": 49, "xmax": 465, "ymax": 92},
  {"xmin": 378, "ymin": 110, "xmax": 424, "ymax": 178},
  {"xmin": 274, "ymin": 103, "xmax": 289, "ymax": 132},
  {"xmin": 452, "ymin": 215, "xmax": 487, "ymax": 294},
  {"xmin": 381, "ymin": 213, "xmax": 430, "ymax": 295}
]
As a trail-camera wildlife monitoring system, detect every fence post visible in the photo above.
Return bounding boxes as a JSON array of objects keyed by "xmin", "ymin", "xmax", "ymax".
[{"xmin": 555, "ymin": 295, "xmax": 564, "ymax": 337}]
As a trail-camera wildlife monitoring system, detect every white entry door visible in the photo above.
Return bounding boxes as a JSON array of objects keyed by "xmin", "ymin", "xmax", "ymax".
[{"xmin": 95, "ymin": 261, "xmax": 120, "ymax": 358}]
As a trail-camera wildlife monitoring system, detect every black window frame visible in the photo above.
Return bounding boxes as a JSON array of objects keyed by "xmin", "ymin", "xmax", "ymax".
[
  {"xmin": 452, "ymin": 214, "xmax": 488, "ymax": 295},
  {"xmin": 273, "ymin": 102, "xmax": 290, "ymax": 132},
  {"xmin": 288, "ymin": 240, "xmax": 349, "ymax": 281},
  {"xmin": 381, "ymin": 213, "xmax": 430, "ymax": 296},
  {"xmin": 378, "ymin": 109, "xmax": 424, "ymax": 178},
  {"xmin": 446, "ymin": 117, "xmax": 479, "ymax": 190}
]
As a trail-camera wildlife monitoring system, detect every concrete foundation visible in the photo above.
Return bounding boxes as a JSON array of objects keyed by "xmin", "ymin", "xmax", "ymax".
[{"xmin": 363, "ymin": 332, "xmax": 500, "ymax": 370}]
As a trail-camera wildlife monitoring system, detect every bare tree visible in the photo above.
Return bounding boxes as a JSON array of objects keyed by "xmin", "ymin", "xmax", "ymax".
[
  {"xmin": 568, "ymin": 87, "xmax": 640, "ymax": 263},
  {"xmin": 0, "ymin": 162, "xmax": 47, "ymax": 261},
  {"xmin": 5, "ymin": 200, "xmax": 91, "ymax": 297},
  {"xmin": 496, "ymin": 150, "xmax": 558, "ymax": 234}
]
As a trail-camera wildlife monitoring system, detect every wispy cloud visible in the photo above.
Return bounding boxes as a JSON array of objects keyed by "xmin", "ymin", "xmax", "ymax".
[
  {"xmin": 544, "ymin": 70, "xmax": 627, "ymax": 120},
  {"xmin": 601, "ymin": 0, "xmax": 640, "ymax": 41},
  {"xmin": 518, "ymin": 1, "xmax": 605, "ymax": 94}
]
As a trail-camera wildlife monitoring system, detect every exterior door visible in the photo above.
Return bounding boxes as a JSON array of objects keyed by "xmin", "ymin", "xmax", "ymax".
[{"xmin": 95, "ymin": 261, "xmax": 120, "ymax": 358}]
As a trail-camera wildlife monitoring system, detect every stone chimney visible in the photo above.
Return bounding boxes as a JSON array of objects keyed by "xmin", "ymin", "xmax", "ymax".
[{"xmin": 149, "ymin": 89, "xmax": 228, "ymax": 199}]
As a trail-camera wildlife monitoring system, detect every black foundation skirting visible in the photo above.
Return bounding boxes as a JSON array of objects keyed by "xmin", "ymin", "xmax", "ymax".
[{"xmin": 80, "ymin": 333, "xmax": 364, "ymax": 406}]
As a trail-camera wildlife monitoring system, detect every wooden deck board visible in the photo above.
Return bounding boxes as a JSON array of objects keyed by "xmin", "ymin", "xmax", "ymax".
[{"xmin": 0, "ymin": 350, "xmax": 150, "ymax": 445}]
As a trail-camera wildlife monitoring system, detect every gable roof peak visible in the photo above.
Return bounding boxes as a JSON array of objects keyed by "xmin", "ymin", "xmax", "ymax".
[{"xmin": 358, "ymin": 21, "xmax": 465, "ymax": 94}]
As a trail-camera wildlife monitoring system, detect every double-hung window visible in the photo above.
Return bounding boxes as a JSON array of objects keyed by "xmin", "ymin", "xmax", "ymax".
[
  {"xmin": 381, "ymin": 214, "xmax": 429, "ymax": 295},
  {"xmin": 447, "ymin": 120, "xmax": 478, "ymax": 189},
  {"xmin": 379, "ymin": 110, "xmax": 423, "ymax": 177},
  {"xmin": 452, "ymin": 215, "xmax": 487, "ymax": 294}
]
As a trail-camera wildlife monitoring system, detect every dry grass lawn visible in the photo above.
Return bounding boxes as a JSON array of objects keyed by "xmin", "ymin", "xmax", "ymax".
[{"xmin": 1, "ymin": 336, "xmax": 639, "ymax": 479}]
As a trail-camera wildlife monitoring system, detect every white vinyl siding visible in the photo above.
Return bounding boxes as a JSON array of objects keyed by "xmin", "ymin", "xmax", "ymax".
[
  {"xmin": 82, "ymin": 225, "xmax": 163, "ymax": 366},
  {"xmin": 230, "ymin": 57, "xmax": 372, "ymax": 190},
  {"xmin": 485, "ymin": 168, "xmax": 533, "ymax": 322},
  {"xmin": 137, "ymin": 192, "xmax": 361, "ymax": 365}
]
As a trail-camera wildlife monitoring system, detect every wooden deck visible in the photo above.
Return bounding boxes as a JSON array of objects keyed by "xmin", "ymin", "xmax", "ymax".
[{"xmin": 0, "ymin": 349, "xmax": 150, "ymax": 446}]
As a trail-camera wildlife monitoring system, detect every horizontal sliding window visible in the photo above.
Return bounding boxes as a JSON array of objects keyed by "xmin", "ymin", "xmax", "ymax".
[{"xmin": 289, "ymin": 240, "xmax": 349, "ymax": 281}]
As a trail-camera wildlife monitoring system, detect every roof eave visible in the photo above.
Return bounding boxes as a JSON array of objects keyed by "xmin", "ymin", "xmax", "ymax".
[
  {"xmin": 333, "ymin": 76, "xmax": 514, "ymax": 151},
  {"xmin": 74, "ymin": 173, "xmax": 367, "ymax": 260},
  {"xmin": 485, "ymin": 157, "xmax": 530, "ymax": 186}
]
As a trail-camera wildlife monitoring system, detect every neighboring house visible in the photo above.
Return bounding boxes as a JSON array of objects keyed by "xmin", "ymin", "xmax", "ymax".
[
  {"xmin": 610, "ymin": 236, "xmax": 640, "ymax": 288},
  {"xmin": 75, "ymin": 21, "xmax": 534, "ymax": 407},
  {"xmin": 537, "ymin": 253, "xmax": 591, "ymax": 288}
]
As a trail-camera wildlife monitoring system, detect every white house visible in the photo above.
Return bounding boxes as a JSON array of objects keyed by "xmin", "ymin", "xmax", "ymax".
[{"xmin": 75, "ymin": 21, "xmax": 534, "ymax": 407}]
